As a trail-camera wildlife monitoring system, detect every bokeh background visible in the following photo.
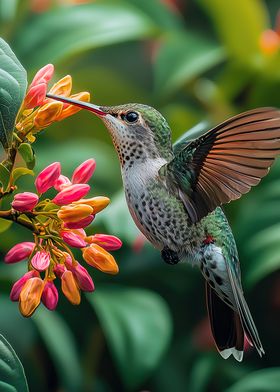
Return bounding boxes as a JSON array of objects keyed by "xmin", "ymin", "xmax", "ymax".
[{"xmin": 1, "ymin": 0, "xmax": 280, "ymax": 391}]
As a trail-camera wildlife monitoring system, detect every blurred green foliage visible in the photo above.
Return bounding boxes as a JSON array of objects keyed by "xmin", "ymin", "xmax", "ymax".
[{"xmin": 1, "ymin": 0, "xmax": 280, "ymax": 391}]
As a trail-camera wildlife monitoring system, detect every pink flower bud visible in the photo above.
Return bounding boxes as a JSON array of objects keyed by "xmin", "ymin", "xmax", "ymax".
[
  {"xmin": 35, "ymin": 162, "xmax": 61, "ymax": 194},
  {"xmin": 72, "ymin": 263, "xmax": 94, "ymax": 292},
  {"xmin": 31, "ymin": 250, "xmax": 51, "ymax": 271},
  {"xmin": 54, "ymin": 175, "xmax": 72, "ymax": 191},
  {"xmin": 10, "ymin": 270, "xmax": 39, "ymax": 301},
  {"xmin": 61, "ymin": 231, "xmax": 87, "ymax": 248},
  {"xmin": 41, "ymin": 281, "xmax": 59, "ymax": 310},
  {"xmin": 30, "ymin": 64, "xmax": 54, "ymax": 88},
  {"xmin": 11, "ymin": 192, "xmax": 39, "ymax": 212},
  {"xmin": 53, "ymin": 184, "xmax": 90, "ymax": 205},
  {"xmin": 63, "ymin": 214, "xmax": 94, "ymax": 229},
  {"xmin": 53, "ymin": 263, "xmax": 66, "ymax": 278},
  {"xmin": 89, "ymin": 234, "xmax": 122, "ymax": 251},
  {"xmin": 72, "ymin": 159, "xmax": 96, "ymax": 184},
  {"xmin": 24, "ymin": 83, "xmax": 47, "ymax": 109},
  {"xmin": 5, "ymin": 242, "xmax": 35, "ymax": 264}
]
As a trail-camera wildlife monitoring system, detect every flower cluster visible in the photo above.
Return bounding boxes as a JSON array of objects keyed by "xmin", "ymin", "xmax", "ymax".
[
  {"xmin": 5, "ymin": 159, "xmax": 122, "ymax": 317},
  {"xmin": 16, "ymin": 64, "xmax": 90, "ymax": 140}
]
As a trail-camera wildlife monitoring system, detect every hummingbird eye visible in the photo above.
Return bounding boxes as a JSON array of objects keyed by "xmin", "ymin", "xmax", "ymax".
[{"xmin": 122, "ymin": 111, "xmax": 139, "ymax": 123}]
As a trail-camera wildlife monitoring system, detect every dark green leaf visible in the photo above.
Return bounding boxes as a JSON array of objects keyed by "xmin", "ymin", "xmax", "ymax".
[
  {"xmin": 0, "ymin": 334, "xmax": 29, "ymax": 392},
  {"xmin": 0, "ymin": 163, "xmax": 11, "ymax": 189},
  {"xmin": 12, "ymin": 2, "xmax": 157, "ymax": 68},
  {"xmin": 87, "ymin": 285, "xmax": 172, "ymax": 390},
  {"xmin": 226, "ymin": 368, "xmax": 280, "ymax": 392},
  {"xmin": 0, "ymin": 38, "xmax": 27, "ymax": 149},
  {"xmin": 154, "ymin": 32, "xmax": 225, "ymax": 95},
  {"xmin": 18, "ymin": 143, "xmax": 35, "ymax": 169},
  {"xmin": 33, "ymin": 308, "xmax": 82, "ymax": 392},
  {"xmin": 11, "ymin": 167, "xmax": 34, "ymax": 184}
]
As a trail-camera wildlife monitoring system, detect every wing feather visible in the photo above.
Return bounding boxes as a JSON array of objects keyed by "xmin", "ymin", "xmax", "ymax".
[{"xmin": 166, "ymin": 107, "xmax": 280, "ymax": 222}]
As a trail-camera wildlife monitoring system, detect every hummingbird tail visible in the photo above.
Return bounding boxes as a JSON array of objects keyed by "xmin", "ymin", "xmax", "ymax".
[{"xmin": 206, "ymin": 282, "xmax": 244, "ymax": 361}]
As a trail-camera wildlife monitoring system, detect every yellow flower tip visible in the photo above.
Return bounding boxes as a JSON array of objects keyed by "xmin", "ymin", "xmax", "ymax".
[
  {"xmin": 56, "ymin": 91, "xmax": 91, "ymax": 121},
  {"xmin": 61, "ymin": 270, "xmax": 81, "ymax": 305},
  {"xmin": 19, "ymin": 277, "xmax": 45, "ymax": 317},
  {"xmin": 259, "ymin": 29, "xmax": 280, "ymax": 55},
  {"xmin": 74, "ymin": 196, "xmax": 110, "ymax": 214},
  {"xmin": 82, "ymin": 244, "xmax": 119, "ymax": 275},
  {"xmin": 34, "ymin": 101, "xmax": 64, "ymax": 128},
  {"xmin": 49, "ymin": 75, "xmax": 72, "ymax": 97},
  {"xmin": 57, "ymin": 203, "xmax": 93, "ymax": 223}
]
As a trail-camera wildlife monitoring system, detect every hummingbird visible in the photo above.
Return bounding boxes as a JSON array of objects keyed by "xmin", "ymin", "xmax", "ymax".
[{"xmin": 47, "ymin": 92, "xmax": 280, "ymax": 361}]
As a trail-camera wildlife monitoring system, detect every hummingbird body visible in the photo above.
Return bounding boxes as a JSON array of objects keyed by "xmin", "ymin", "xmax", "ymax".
[{"xmin": 47, "ymin": 94, "xmax": 280, "ymax": 361}]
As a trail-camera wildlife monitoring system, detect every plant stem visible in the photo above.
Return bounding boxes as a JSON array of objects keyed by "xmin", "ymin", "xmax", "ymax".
[{"xmin": 0, "ymin": 210, "xmax": 36, "ymax": 232}]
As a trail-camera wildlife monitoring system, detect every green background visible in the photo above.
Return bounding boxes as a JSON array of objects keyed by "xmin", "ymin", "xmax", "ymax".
[{"xmin": 1, "ymin": 0, "xmax": 280, "ymax": 391}]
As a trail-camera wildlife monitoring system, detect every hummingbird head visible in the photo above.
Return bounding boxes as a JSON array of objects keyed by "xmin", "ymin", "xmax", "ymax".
[{"xmin": 47, "ymin": 94, "xmax": 174, "ymax": 167}]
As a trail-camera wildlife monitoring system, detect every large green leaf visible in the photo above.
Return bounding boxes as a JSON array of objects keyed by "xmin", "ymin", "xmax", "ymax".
[
  {"xmin": 0, "ymin": 38, "xmax": 27, "ymax": 149},
  {"xmin": 0, "ymin": 334, "xmax": 29, "ymax": 392},
  {"xmin": 87, "ymin": 285, "xmax": 172, "ymax": 390},
  {"xmin": 33, "ymin": 308, "xmax": 82, "ymax": 392},
  {"xmin": 226, "ymin": 368, "xmax": 280, "ymax": 392},
  {"xmin": 154, "ymin": 32, "xmax": 225, "ymax": 95},
  {"xmin": 198, "ymin": 0, "xmax": 268, "ymax": 64},
  {"xmin": 12, "ymin": 2, "xmax": 157, "ymax": 68}
]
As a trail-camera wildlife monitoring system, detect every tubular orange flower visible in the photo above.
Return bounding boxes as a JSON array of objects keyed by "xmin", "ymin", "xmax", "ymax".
[
  {"xmin": 58, "ymin": 203, "xmax": 93, "ymax": 223},
  {"xmin": 49, "ymin": 75, "xmax": 72, "ymax": 97},
  {"xmin": 82, "ymin": 244, "xmax": 119, "ymax": 274},
  {"xmin": 19, "ymin": 277, "xmax": 45, "ymax": 317},
  {"xmin": 34, "ymin": 101, "xmax": 64, "ymax": 128},
  {"xmin": 56, "ymin": 92, "xmax": 90, "ymax": 121},
  {"xmin": 74, "ymin": 196, "xmax": 110, "ymax": 214},
  {"xmin": 61, "ymin": 270, "xmax": 81, "ymax": 305}
]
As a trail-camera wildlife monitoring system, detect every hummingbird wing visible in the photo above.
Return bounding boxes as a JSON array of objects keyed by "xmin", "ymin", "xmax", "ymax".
[{"xmin": 164, "ymin": 107, "xmax": 280, "ymax": 222}]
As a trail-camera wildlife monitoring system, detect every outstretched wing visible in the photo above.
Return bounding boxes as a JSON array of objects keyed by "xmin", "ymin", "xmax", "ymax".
[{"xmin": 164, "ymin": 107, "xmax": 280, "ymax": 222}]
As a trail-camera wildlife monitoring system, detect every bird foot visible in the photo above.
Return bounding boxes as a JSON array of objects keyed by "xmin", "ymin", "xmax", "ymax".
[{"xmin": 161, "ymin": 247, "xmax": 180, "ymax": 265}]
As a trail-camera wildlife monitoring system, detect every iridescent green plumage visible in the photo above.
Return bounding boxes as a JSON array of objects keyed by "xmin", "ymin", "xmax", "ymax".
[{"xmin": 47, "ymin": 93, "xmax": 280, "ymax": 360}]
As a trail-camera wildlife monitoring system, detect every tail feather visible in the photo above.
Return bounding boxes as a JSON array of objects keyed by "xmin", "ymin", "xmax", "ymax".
[
  {"xmin": 226, "ymin": 264, "xmax": 265, "ymax": 357},
  {"xmin": 206, "ymin": 282, "xmax": 244, "ymax": 361}
]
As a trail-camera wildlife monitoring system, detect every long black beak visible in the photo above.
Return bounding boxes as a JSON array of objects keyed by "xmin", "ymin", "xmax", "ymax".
[{"xmin": 46, "ymin": 93, "xmax": 107, "ymax": 116}]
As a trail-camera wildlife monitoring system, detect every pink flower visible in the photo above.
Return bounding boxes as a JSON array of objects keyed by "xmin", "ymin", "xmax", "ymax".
[
  {"xmin": 63, "ymin": 214, "xmax": 94, "ymax": 229},
  {"xmin": 31, "ymin": 250, "xmax": 51, "ymax": 271},
  {"xmin": 35, "ymin": 162, "xmax": 61, "ymax": 193},
  {"xmin": 72, "ymin": 159, "xmax": 96, "ymax": 184},
  {"xmin": 11, "ymin": 192, "xmax": 39, "ymax": 212},
  {"xmin": 60, "ymin": 231, "xmax": 87, "ymax": 248},
  {"xmin": 54, "ymin": 175, "xmax": 72, "ymax": 191},
  {"xmin": 89, "ymin": 234, "xmax": 122, "ymax": 251},
  {"xmin": 5, "ymin": 242, "xmax": 35, "ymax": 264},
  {"xmin": 10, "ymin": 270, "xmax": 39, "ymax": 301},
  {"xmin": 41, "ymin": 281, "xmax": 58, "ymax": 310},
  {"xmin": 24, "ymin": 83, "xmax": 47, "ymax": 109},
  {"xmin": 29, "ymin": 64, "xmax": 54, "ymax": 88},
  {"xmin": 72, "ymin": 263, "xmax": 94, "ymax": 292},
  {"xmin": 53, "ymin": 184, "xmax": 90, "ymax": 205},
  {"xmin": 53, "ymin": 263, "xmax": 66, "ymax": 278}
]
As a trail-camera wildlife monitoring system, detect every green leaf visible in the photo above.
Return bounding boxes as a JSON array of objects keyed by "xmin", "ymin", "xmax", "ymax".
[
  {"xmin": 0, "ymin": 38, "xmax": 27, "ymax": 149},
  {"xmin": 198, "ymin": 0, "xmax": 268, "ymax": 64},
  {"xmin": 18, "ymin": 143, "xmax": 35, "ymax": 169},
  {"xmin": 226, "ymin": 368, "xmax": 280, "ymax": 392},
  {"xmin": 12, "ymin": 2, "xmax": 157, "ymax": 68},
  {"xmin": 87, "ymin": 285, "xmax": 172, "ymax": 390},
  {"xmin": 0, "ymin": 217, "xmax": 12, "ymax": 233},
  {"xmin": 33, "ymin": 308, "xmax": 82, "ymax": 392},
  {"xmin": 0, "ymin": 334, "xmax": 29, "ymax": 392},
  {"xmin": 11, "ymin": 167, "xmax": 34, "ymax": 184},
  {"xmin": 0, "ymin": 163, "xmax": 11, "ymax": 189},
  {"xmin": 154, "ymin": 32, "xmax": 225, "ymax": 95}
]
